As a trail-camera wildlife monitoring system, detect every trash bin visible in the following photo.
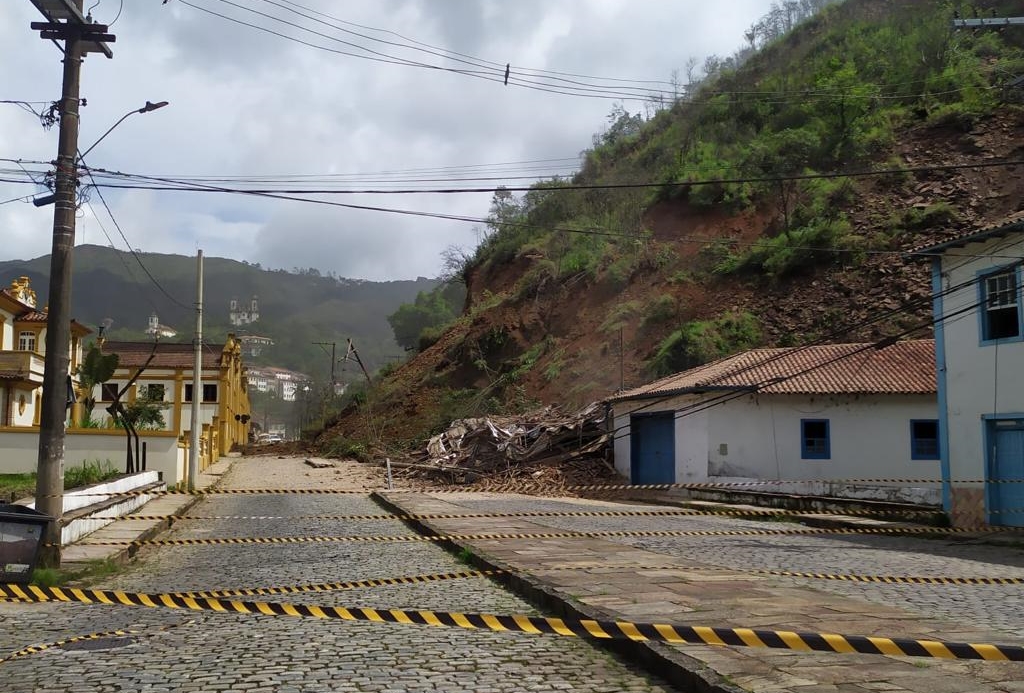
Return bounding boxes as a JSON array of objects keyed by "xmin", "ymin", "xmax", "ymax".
[{"xmin": 0, "ymin": 504, "xmax": 51, "ymax": 584}]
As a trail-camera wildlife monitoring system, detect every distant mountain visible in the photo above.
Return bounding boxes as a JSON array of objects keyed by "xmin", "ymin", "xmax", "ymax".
[{"xmin": 0, "ymin": 245, "xmax": 437, "ymax": 378}]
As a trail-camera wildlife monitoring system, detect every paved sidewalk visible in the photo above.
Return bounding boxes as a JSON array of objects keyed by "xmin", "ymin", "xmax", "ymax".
[
  {"xmin": 377, "ymin": 491, "xmax": 1024, "ymax": 693},
  {"xmin": 61, "ymin": 456, "xmax": 234, "ymax": 568}
]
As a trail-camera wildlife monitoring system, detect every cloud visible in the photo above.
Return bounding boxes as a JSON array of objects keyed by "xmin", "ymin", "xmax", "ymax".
[{"xmin": 0, "ymin": 1, "xmax": 778, "ymax": 280}]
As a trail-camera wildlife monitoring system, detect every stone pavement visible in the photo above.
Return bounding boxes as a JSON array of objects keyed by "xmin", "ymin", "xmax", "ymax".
[
  {"xmin": 61, "ymin": 455, "xmax": 234, "ymax": 567},
  {"xmin": 0, "ymin": 458, "xmax": 677, "ymax": 693},
  {"xmin": 378, "ymin": 491, "xmax": 1024, "ymax": 693}
]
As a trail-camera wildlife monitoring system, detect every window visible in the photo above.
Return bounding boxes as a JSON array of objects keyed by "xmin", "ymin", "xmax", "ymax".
[
  {"xmin": 981, "ymin": 270, "xmax": 1020, "ymax": 341},
  {"xmin": 142, "ymin": 384, "xmax": 165, "ymax": 402},
  {"xmin": 185, "ymin": 384, "xmax": 218, "ymax": 402},
  {"xmin": 101, "ymin": 383, "xmax": 119, "ymax": 402},
  {"xmin": 18, "ymin": 331, "xmax": 36, "ymax": 352},
  {"xmin": 910, "ymin": 420, "xmax": 940, "ymax": 460},
  {"xmin": 801, "ymin": 419, "xmax": 830, "ymax": 459}
]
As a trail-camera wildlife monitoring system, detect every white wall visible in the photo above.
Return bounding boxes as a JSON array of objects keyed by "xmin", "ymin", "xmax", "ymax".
[
  {"xmin": 614, "ymin": 392, "xmax": 939, "ymax": 486},
  {"xmin": 0, "ymin": 430, "xmax": 182, "ymax": 483},
  {"xmin": 939, "ymin": 236, "xmax": 1024, "ymax": 482}
]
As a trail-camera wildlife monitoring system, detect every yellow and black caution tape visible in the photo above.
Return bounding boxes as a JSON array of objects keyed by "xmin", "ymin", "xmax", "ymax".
[
  {"xmin": 0, "ymin": 620, "xmax": 193, "ymax": 666},
  {"xmin": 169, "ymin": 570, "xmax": 498, "ymax": 599},
  {"xmin": 2, "ymin": 583, "xmax": 1021, "ymax": 660},
  {"xmin": 99, "ymin": 507, "xmax": 939, "ymax": 522},
  {"xmin": 0, "ymin": 628, "xmax": 138, "ymax": 665},
  {"xmin": 59, "ymin": 525, "xmax": 978, "ymax": 549},
  {"xmin": 753, "ymin": 570, "xmax": 1024, "ymax": 585},
  {"xmin": 53, "ymin": 476, "xmax": 1024, "ymax": 499}
]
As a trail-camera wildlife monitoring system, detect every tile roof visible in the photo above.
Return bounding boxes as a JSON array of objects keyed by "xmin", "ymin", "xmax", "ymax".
[
  {"xmin": 610, "ymin": 339, "xmax": 936, "ymax": 402},
  {"xmin": 102, "ymin": 341, "xmax": 226, "ymax": 370},
  {"xmin": 906, "ymin": 214, "xmax": 1024, "ymax": 256}
]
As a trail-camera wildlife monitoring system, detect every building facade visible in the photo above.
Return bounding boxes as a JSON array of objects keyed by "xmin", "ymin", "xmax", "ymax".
[
  {"xmin": 916, "ymin": 216, "xmax": 1024, "ymax": 526},
  {"xmin": 93, "ymin": 337, "xmax": 252, "ymax": 484},
  {"xmin": 610, "ymin": 340, "xmax": 939, "ymax": 504}
]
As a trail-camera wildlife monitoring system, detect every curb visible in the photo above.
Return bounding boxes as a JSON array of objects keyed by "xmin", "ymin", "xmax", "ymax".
[{"xmin": 371, "ymin": 491, "xmax": 745, "ymax": 693}]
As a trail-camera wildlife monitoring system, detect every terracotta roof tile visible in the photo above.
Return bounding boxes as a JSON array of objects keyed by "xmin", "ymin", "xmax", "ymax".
[
  {"xmin": 610, "ymin": 339, "xmax": 936, "ymax": 402},
  {"xmin": 906, "ymin": 214, "xmax": 1024, "ymax": 256},
  {"xmin": 102, "ymin": 341, "xmax": 225, "ymax": 370}
]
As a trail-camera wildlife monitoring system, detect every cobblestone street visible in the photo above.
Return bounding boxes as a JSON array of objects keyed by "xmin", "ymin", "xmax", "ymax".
[
  {"xmin": 0, "ymin": 459, "xmax": 675, "ymax": 693},
  {"xmin": 5, "ymin": 457, "xmax": 1024, "ymax": 692}
]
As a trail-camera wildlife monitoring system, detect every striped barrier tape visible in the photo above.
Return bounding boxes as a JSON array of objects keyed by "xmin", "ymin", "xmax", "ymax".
[
  {"xmin": 752, "ymin": 570, "xmax": 1024, "ymax": 585},
  {"xmin": 168, "ymin": 570, "xmax": 498, "ymax": 599},
  {"xmin": 0, "ymin": 620, "xmax": 193, "ymax": 666},
  {"xmin": 0, "ymin": 628, "xmax": 138, "ymax": 665},
  {"xmin": 45, "ymin": 477, "xmax": 1024, "ymax": 498},
  {"xmin": 2, "ymin": 583, "xmax": 1021, "ymax": 660},
  {"xmin": 52, "ymin": 525, "xmax": 983, "ymax": 548},
  {"xmin": 94, "ymin": 507, "xmax": 943, "ymax": 522}
]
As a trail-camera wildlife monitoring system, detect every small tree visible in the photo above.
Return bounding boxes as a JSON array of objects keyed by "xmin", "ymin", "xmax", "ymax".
[{"xmin": 76, "ymin": 342, "xmax": 118, "ymax": 427}]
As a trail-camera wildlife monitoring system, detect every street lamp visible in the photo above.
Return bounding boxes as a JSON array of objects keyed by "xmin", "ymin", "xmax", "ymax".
[
  {"xmin": 33, "ymin": 100, "xmax": 170, "ymax": 206},
  {"xmin": 35, "ymin": 96, "xmax": 168, "ymax": 568},
  {"xmin": 78, "ymin": 100, "xmax": 169, "ymax": 161}
]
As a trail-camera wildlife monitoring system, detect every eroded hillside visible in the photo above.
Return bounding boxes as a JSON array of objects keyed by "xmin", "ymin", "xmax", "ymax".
[{"xmin": 320, "ymin": 0, "xmax": 1024, "ymax": 451}]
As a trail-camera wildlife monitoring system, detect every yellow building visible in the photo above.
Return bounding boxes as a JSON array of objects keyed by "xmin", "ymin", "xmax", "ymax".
[
  {"xmin": 96, "ymin": 336, "xmax": 251, "ymax": 482},
  {"xmin": 0, "ymin": 276, "xmax": 90, "ymax": 428}
]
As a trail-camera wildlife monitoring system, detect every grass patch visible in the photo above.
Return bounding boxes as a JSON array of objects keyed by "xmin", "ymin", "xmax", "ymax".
[
  {"xmin": 64, "ymin": 459, "xmax": 120, "ymax": 490},
  {"xmin": 30, "ymin": 558, "xmax": 125, "ymax": 588},
  {"xmin": 456, "ymin": 547, "xmax": 475, "ymax": 565},
  {"xmin": 0, "ymin": 473, "xmax": 36, "ymax": 503}
]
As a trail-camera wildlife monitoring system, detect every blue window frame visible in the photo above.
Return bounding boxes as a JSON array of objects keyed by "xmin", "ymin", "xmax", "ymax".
[
  {"xmin": 979, "ymin": 267, "xmax": 1022, "ymax": 344},
  {"xmin": 910, "ymin": 419, "xmax": 939, "ymax": 460},
  {"xmin": 801, "ymin": 419, "xmax": 830, "ymax": 459}
]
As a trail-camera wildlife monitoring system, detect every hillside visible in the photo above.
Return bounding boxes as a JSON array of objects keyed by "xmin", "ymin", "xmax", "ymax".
[
  {"xmin": 319, "ymin": 0, "xmax": 1024, "ymax": 453},
  {"xmin": 0, "ymin": 245, "xmax": 437, "ymax": 376}
]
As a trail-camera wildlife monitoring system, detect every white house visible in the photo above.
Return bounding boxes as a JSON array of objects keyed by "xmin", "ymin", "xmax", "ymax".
[
  {"xmin": 914, "ymin": 215, "xmax": 1024, "ymax": 527},
  {"xmin": 609, "ymin": 340, "xmax": 939, "ymax": 502}
]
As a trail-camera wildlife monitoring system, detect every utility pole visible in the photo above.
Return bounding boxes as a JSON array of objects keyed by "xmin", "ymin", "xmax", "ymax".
[
  {"xmin": 29, "ymin": 0, "xmax": 113, "ymax": 568},
  {"xmin": 189, "ymin": 250, "xmax": 203, "ymax": 492},
  {"xmin": 312, "ymin": 341, "xmax": 337, "ymax": 389}
]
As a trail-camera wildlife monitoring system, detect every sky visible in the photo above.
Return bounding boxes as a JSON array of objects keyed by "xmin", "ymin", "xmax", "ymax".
[{"xmin": 0, "ymin": 0, "xmax": 777, "ymax": 281}]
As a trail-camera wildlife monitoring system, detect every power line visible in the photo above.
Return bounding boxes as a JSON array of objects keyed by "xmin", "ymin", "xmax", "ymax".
[
  {"xmin": 78, "ymin": 156, "xmax": 191, "ymax": 311},
  {"xmin": 177, "ymin": 0, "xmax": 996, "ymax": 104}
]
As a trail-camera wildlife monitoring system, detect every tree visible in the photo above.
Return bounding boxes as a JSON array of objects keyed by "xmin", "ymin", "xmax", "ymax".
[
  {"xmin": 75, "ymin": 342, "xmax": 118, "ymax": 426},
  {"xmin": 118, "ymin": 392, "xmax": 167, "ymax": 431}
]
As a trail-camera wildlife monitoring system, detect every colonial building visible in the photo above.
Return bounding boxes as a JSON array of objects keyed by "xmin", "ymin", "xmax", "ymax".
[
  {"xmin": 94, "ymin": 336, "xmax": 251, "ymax": 484},
  {"xmin": 247, "ymin": 365, "xmax": 309, "ymax": 401},
  {"xmin": 145, "ymin": 313, "xmax": 177, "ymax": 339},
  {"xmin": 913, "ymin": 215, "xmax": 1024, "ymax": 527},
  {"xmin": 609, "ymin": 340, "xmax": 939, "ymax": 503},
  {"xmin": 229, "ymin": 295, "xmax": 260, "ymax": 326},
  {"xmin": 0, "ymin": 276, "xmax": 90, "ymax": 428}
]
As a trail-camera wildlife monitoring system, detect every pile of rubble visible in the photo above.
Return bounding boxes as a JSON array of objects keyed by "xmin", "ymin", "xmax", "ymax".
[{"xmin": 393, "ymin": 402, "xmax": 623, "ymax": 493}]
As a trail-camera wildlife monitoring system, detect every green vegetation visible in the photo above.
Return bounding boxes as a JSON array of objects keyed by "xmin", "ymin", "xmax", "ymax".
[
  {"xmin": 0, "ymin": 473, "xmax": 36, "ymax": 503},
  {"xmin": 1, "ymin": 460, "xmax": 120, "ymax": 501},
  {"xmin": 31, "ymin": 558, "xmax": 124, "ymax": 588},
  {"xmin": 387, "ymin": 281, "xmax": 465, "ymax": 352},
  {"xmin": 63, "ymin": 459, "xmax": 120, "ymax": 489},
  {"xmin": 648, "ymin": 311, "xmax": 762, "ymax": 377},
  {"xmin": 463, "ymin": 1, "xmax": 1024, "ymax": 291},
  {"xmin": 74, "ymin": 343, "xmax": 118, "ymax": 427}
]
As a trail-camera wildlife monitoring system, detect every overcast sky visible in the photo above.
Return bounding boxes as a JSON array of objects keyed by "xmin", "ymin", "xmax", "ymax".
[{"xmin": 1, "ymin": 0, "xmax": 776, "ymax": 281}]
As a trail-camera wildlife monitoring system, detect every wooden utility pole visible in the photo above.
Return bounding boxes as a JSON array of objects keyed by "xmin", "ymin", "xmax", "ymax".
[{"xmin": 29, "ymin": 0, "xmax": 114, "ymax": 568}]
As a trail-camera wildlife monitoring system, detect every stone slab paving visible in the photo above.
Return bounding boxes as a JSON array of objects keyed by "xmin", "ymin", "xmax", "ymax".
[
  {"xmin": 0, "ymin": 458, "xmax": 676, "ymax": 693},
  {"xmin": 379, "ymin": 491, "xmax": 1024, "ymax": 693}
]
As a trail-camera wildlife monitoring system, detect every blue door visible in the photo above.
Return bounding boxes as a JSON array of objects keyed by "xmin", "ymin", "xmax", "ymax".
[
  {"xmin": 988, "ymin": 419, "xmax": 1024, "ymax": 527},
  {"xmin": 630, "ymin": 412, "xmax": 675, "ymax": 484}
]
